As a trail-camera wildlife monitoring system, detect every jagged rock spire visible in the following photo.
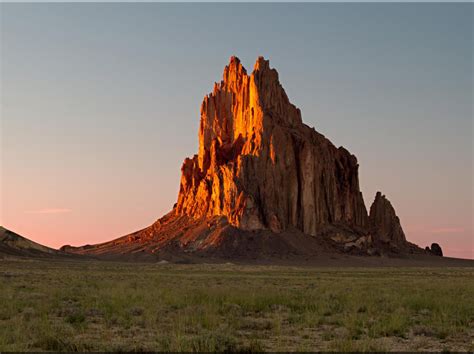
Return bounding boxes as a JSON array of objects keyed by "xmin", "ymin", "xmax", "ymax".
[
  {"xmin": 369, "ymin": 192, "xmax": 406, "ymax": 245},
  {"xmin": 176, "ymin": 56, "xmax": 369, "ymax": 236}
]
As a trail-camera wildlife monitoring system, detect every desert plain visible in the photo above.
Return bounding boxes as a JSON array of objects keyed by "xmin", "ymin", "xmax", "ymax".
[{"xmin": 1, "ymin": 258, "xmax": 473, "ymax": 352}]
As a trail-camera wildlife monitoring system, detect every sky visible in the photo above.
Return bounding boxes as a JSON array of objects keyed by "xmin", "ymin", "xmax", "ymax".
[{"xmin": 1, "ymin": 3, "xmax": 472, "ymax": 259}]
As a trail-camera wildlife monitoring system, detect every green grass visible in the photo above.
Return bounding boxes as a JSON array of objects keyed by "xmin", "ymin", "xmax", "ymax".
[{"xmin": 0, "ymin": 260, "xmax": 472, "ymax": 352}]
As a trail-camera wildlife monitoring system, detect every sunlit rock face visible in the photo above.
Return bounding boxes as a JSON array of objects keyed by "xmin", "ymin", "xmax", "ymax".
[{"xmin": 176, "ymin": 56, "xmax": 369, "ymax": 236}]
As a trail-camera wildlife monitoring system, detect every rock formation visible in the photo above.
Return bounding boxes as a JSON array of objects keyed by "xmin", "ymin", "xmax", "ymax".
[
  {"xmin": 429, "ymin": 243, "xmax": 443, "ymax": 257},
  {"xmin": 369, "ymin": 192, "xmax": 406, "ymax": 247},
  {"xmin": 64, "ymin": 56, "xmax": 436, "ymax": 261},
  {"xmin": 176, "ymin": 56, "xmax": 368, "ymax": 237},
  {"xmin": 0, "ymin": 226, "xmax": 72, "ymax": 259}
]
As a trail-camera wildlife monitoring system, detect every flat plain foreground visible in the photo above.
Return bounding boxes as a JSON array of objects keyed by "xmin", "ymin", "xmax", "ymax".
[{"xmin": 0, "ymin": 259, "xmax": 472, "ymax": 352}]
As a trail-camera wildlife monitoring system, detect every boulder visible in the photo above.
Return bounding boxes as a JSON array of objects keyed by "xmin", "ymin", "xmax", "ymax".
[{"xmin": 430, "ymin": 243, "xmax": 443, "ymax": 257}]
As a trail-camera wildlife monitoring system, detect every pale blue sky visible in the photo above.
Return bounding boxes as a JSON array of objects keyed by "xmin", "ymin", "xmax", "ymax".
[{"xmin": 1, "ymin": 3, "xmax": 472, "ymax": 258}]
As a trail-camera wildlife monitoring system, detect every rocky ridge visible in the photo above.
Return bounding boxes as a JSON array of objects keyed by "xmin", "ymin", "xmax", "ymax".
[{"xmin": 0, "ymin": 226, "xmax": 73, "ymax": 259}]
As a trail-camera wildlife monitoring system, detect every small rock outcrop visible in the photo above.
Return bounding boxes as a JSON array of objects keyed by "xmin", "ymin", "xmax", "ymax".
[
  {"xmin": 430, "ymin": 243, "xmax": 443, "ymax": 257},
  {"xmin": 369, "ymin": 192, "xmax": 406, "ymax": 247},
  {"xmin": 176, "ymin": 56, "xmax": 368, "ymax": 236}
]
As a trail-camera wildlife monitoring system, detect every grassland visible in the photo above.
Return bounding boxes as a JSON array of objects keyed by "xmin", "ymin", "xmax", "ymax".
[{"xmin": 0, "ymin": 259, "xmax": 472, "ymax": 352}]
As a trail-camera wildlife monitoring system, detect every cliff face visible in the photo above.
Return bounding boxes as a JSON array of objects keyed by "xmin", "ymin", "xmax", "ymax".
[{"xmin": 176, "ymin": 56, "xmax": 369, "ymax": 236}]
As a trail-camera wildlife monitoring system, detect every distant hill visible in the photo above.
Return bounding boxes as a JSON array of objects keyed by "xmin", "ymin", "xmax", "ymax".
[{"xmin": 0, "ymin": 226, "xmax": 69, "ymax": 258}]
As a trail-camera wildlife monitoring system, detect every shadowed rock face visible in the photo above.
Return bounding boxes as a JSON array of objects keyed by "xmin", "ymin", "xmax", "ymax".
[
  {"xmin": 176, "ymin": 56, "xmax": 369, "ymax": 236},
  {"xmin": 430, "ymin": 243, "xmax": 443, "ymax": 257},
  {"xmin": 369, "ymin": 192, "xmax": 406, "ymax": 246}
]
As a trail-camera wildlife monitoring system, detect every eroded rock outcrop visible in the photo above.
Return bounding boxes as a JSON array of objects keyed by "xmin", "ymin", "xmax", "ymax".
[
  {"xmin": 429, "ymin": 243, "xmax": 443, "ymax": 257},
  {"xmin": 369, "ymin": 192, "xmax": 406, "ymax": 247},
  {"xmin": 176, "ymin": 56, "xmax": 368, "ymax": 236}
]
